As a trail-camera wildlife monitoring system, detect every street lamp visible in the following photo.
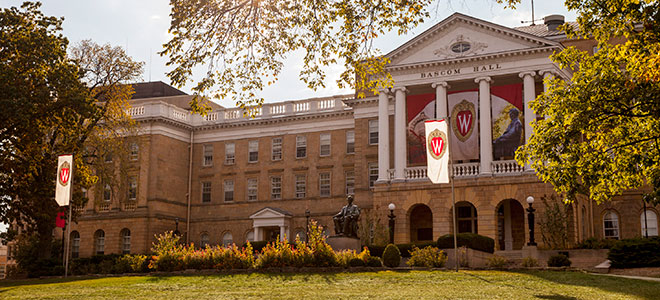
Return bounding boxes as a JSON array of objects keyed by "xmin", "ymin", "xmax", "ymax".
[
  {"xmin": 526, "ymin": 196, "xmax": 537, "ymax": 246},
  {"xmin": 173, "ymin": 218, "xmax": 181, "ymax": 237},
  {"xmin": 305, "ymin": 209, "xmax": 311, "ymax": 243},
  {"xmin": 388, "ymin": 203, "xmax": 396, "ymax": 244}
]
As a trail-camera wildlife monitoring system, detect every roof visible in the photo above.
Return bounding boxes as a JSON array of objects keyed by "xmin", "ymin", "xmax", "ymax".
[
  {"xmin": 514, "ymin": 22, "xmax": 578, "ymax": 38},
  {"xmin": 251, "ymin": 207, "xmax": 293, "ymax": 217},
  {"xmin": 130, "ymin": 81, "xmax": 187, "ymax": 99}
]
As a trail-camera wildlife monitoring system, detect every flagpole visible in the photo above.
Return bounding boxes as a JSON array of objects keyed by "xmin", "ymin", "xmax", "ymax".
[
  {"xmin": 447, "ymin": 117, "xmax": 458, "ymax": 272},
  {"xmin": 64, "ymin": 154, "xmax": 73, "ymax": 278}
]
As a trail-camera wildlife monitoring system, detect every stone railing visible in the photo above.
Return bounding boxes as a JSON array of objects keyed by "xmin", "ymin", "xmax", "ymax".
[
  {"xmin": 127, "ymin": 106, "xmax": 145, "ymax": 116},
  {"xmin": 123, "ymin": 201, "xmax": 136, "ymax": 211},
  {"xmin": 492, "ymin": 160, "xmax": 524, "ymax": 175},
  {"xmin": 99, "ymin": 203, "xmax": 110, "ymax": 212},
  {"xmin": 453, "ymin": 163, "xmax": 480, "ymax": 178},
  {"xmin": 405, "ymin": 166, "xmax": 428, "ymax": 181}
]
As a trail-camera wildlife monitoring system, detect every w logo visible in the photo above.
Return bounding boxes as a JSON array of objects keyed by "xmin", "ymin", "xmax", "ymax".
[
  {"xmin": 451, "ymin": 100, "xmax": 476, "ymax": 142},
  {"xmin": 58, "ymin": 161, "xmax": 70, "ymax": 186},
  {"xmin": 427, "ymin": 129, "xmax": 447, "ymax": 160}
]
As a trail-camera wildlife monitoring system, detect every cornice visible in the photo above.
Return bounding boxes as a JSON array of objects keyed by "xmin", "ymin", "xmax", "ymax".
[{"xmin": 193, "ymin": 110, "xmax": 354, "ymax": 132}]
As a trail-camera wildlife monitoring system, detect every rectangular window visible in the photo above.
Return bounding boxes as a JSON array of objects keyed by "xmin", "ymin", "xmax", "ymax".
[
  {"xmin": 320, "ymin": 133, "xmax": 331, "ymax": 156},
  {"xmin": 203, "ymin": 144, "xmax": 213, "ymax": 166},
  {"xmin": 296, "ymin": 135, "xmax": 306, "ymax": 158},
  {"xmin": 225, "ymin": 143, "xmax": 235, "ymax": 165},
  {"xmin": 368, "ymin": 119, "xmax": 378, "ymax": 144},
  {"xmin": 295, "ymin": 174, "xmax": 306, "ymax": 198},
  {"xmin": 247, "ymin": 178, "xmax": 258, "ymax": 201},
  {"xmin": 345, "ymin": 171, "xmax": 355, "ymax": 195},
  {"xmin": 346, "ymin": 130, "xmax": 355, "ymax": 154},
  {"xmin": 224, "ymin": 180, "xmax": 234, "ymax": 202},
  {"xmin": 202, "ymin": 182, "xmax": 212, "ymax": 203},
  {"xmin": 248, "ymin": 140, "xmax": 259, "ymax": 163},
  {"xmin": 103, "ymin": 184, "xmax": 111, "ymax": 202},
  {"xmin": 319, "ymin": 172, "xmax": 331, "ymax": 197},
  {"xmin": 128, "ymin": 176, "xmax": 137, "ymax": 200},
  {"xmin": 368, "ymin": 163, "xmax": 378, "ymax": 187},
  {"xmin": 271, "ymin": 137, "xmax": 282, "ymax": 161},
  {"xmin": 271, "ymin": 176, "xmax": 282, "ymax": 200},
  {"xmin": 72, "ymin": 236, "xmax": 80, "ymax": 258},
  {"xmin": 129, "ymin": 143, "xmax": 139, "ymax": 161}
]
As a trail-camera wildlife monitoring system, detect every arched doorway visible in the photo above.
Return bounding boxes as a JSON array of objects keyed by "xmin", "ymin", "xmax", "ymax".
[
  {"xmin": 453, "ymin": 201, "xmax": 478, "ymax": 234},
  {"xmin": 496, "ymin": 199, "xmax": 525, "ymax": 250},
  {"xmin": 409, "ymin": 204, "xmax": 433, "ymax": 242}
]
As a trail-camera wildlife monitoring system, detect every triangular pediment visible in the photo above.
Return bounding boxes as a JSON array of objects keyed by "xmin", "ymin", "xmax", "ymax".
[
  {"xmin": 386, "ymin": 13, "xmax": 559, "ymax": 66},
  {"xmin": 250, "ymin": 207, "xmax": 292, "ymax": 219}
]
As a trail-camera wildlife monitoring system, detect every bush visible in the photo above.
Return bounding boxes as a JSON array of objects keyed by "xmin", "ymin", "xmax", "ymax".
[
  {"xmin": 365, "ymin": 256, "xmax": 382, "ymax": 267},
  {"xmin": 608, "ymin": 237, "xmax": 660, "ymax": 268},
  {"xmin": 349, "ymin": 257, "xmax": 366, "ymax": 267},
  {"xmin": 436, "ymin": 233, "xmax": 495, "ymax": 253},
  {"xmin": 522, "ymin": 257, "xmax": 539, "ymax": 268},
  {"xmin": 406, "ymin": 246, "xmax": 447, "ymax": 268},
  {"xmin": 382, "ymin": 244, "xmax": 401, "ymax": 268},
  {"xmin": 547, "ymin": 254, "xmax": 572, "ymax": 267},
  {"xmin": 366, "ymin": 245, "xmax": 386, "ymax": 258},
  {"xmin": 487, "ymin": 255, "xmax": 510, "ymax": 269},
  {"xmin": 575, "ymin": 237, "xmax": 617, "ymax": 249}
]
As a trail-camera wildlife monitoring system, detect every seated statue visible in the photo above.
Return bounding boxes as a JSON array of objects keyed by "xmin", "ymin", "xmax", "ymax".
[{"xmin": 333, "ymin": 194, "xmax": 360, "ymax": 238}]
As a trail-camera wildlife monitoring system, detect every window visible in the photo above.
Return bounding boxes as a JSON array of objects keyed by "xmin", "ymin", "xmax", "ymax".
[
  {"xmin": 246, "ymin": 230, "xmax": 255, "ymax": 242},
  {"xmin": 368, "ymin": 120, "xmax": 378, "ymax": 144},
  {"xmin": 296, "ymin": 135, "xmax": 306, "ymax": 158},
  {"xmin": 247, "ymin": 178, "xmax": 258, "ymax": 201},
  {"xmin": 319, "ymin": 172, "xmax": 331, "ymax": 197},
  {"xmin": 129, "ymin": 143, "xmax": 139, "ymax": 161},
  {"xmin": 103, "ymin": 184, "xmax": 111, "ymax": 202},
  {"xmin": 345, "ymin": 171, "xmax": 355, "ymax": 195},
  {"xmin": 641, "ymin": 210, "xmax": 658, "ymax": 237},
  {"xmin": 346, "ymin": 130, "xmax": 355, "ymax": 154},
  {"xmin": 94, "ymin": 230, "xmax": 105, "ymax": 255},
  {"xmin": 320, "ymin": 133, "xmax": 331, "ymax": 156},
  {"xmin": 120, "ymin": 228, "xmax": 131, "ymax": 254},
  {"xmin": 271, "ymin": 137, "xmax": 282, "ymax": 161},
  {"xmin": 71, "ymin": 231, "xmax": 80, "ymax": 258},
  {"xmin": 203, "ymin": 144, "xmax": 213, "ymax": 166},
  {"xmin": 457, "ymin": 202, "xmax": 478, "ymax": 234},
  {"xmin": 295, "ymin": 174, "xmax": 306, "ymax": 198},
  {"xmin": 603, "ymin": 211, "xmax": 620, "ymax": 239},
  {"xmin": 202, "ymin": 182, "xmax": 212, "ymax": 203},
  {"xmin": 248, "ymin": 140, "xmax": 259, "ymax": 162},
  {"xmin": 224, "ymin": 180, "xmax": 234, "ymax": 202},
  {"xmin": 200, "ymin": 233, "xmax": 210, "ymax": 247},
  {"xmin": 451, "ymin": 41, "xmax": 471, "ymax": 53},
  {"xmin": 271, "ymin": 176, "xmax": 282, "ymax": 200},
  {"xmin": 225, "ymin": 143, "xmax": 235, "ymax": 165},
  {"xmin": 128, "ymin": 176, "xmax": 137, "ymax": 200},
  {"xmin": 368, "ymin": 163, "xmax": 378, "ymax": 187},
  {"xmin": 223, "ymin": 232, "xmax": 233, "ymax": 246},
  {"xmin": 295, "ymin": 230, "xmax": 307, "ymax": 242}
]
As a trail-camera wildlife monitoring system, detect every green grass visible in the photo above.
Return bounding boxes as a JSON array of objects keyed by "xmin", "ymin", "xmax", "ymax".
[{"xmin": 1, "ymin": 270, "xmax": 658, "ymax": 299}]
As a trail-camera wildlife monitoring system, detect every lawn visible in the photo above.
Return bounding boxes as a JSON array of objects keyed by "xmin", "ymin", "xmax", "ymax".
[{"xmin": 1, "ymin": 270, "xmax": 658, "ymax": 300}]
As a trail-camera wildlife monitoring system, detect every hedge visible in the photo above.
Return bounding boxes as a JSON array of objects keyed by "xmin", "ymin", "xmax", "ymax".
[
  {"xmin": 366, "ymin": 241, "xmax": 437, "ymax": 258},
  {"xmin": 608, "ymin": 237, "xmax": 660, "ymax": 268},
  {"xmin": 436, "ymin": 233, "xmax": 495, "ymax": 253}
]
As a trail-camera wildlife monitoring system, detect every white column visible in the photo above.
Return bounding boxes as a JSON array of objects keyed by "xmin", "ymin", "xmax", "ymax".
[
  {"xmin": 432, "ymin": 81, "xmax": 450, "ymax": 119},
  {"xmin": 539, "ymin": 70, "xmax": 555, "ymax": 120},
  {"xmin": 255, "ymin": 226, "xmax": 263, "ymax": 241},
  {"xmin": 279, "ymin": 226, "xmax": 286, "ymax": 242},
  {"xmin": 519, "ymin": 71, "xmax": 536, "ymax": 171},
  {"xmin": 504, "ymin": 200, "xmax": 513, "ymax": 250},
  {"xmin": 377, "ymin": 89, "xmax": 390, "ymax": 184},
  {"xmin": 393, "ymin": 87, "xmax": 407, "ymax": 182},
  {"xmin": 475, "ymin": 77, "xmax": 492, "ymax": 175}
]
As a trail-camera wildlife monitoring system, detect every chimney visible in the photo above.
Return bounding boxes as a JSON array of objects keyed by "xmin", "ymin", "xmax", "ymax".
[{"xmin": 544, "ymin": 15, "xmax": 565, "ymax": 31}]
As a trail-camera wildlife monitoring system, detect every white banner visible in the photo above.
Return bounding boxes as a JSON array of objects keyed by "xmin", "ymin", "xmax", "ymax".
[
  {"xmin": 448, "ymin": 91, "xmax": 479, "ymax": 161},
  {"xmin": 425, "ymin": 119, "xmax": 450, "ymax": 184},
  {"xmin": 55, "ymin": 154, "xmax": 73, "ymax": 206}
]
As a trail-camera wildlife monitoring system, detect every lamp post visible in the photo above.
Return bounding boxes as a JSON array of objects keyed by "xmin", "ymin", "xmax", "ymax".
[
  {"xmin": 305, "ymin": 209, "xmax": 311, "ymax": 243},
  {"xmin": 173, "ymin": 218, "xmax": 180, "ymax": 237},
  {"xmin": 526, "ymin": 196, "xmax": 537, "ymax": 246},
  {"xmin": 388, "ymin": 203, "xmax": 396, "ymax": 244}
]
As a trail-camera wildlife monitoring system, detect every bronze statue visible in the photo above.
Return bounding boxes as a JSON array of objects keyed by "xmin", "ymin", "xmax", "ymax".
[{"xmin": 333, "ymin": 194, "xmax": 360, "ymax": 237}]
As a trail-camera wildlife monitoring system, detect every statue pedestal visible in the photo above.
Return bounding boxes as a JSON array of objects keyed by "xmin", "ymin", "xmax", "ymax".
[{"xmin": 327, "ymin": 236, "xmax": 361, "ymax": 252}]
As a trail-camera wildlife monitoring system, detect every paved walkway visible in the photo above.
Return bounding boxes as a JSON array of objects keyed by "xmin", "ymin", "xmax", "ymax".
[{"xmin": 591, "ymin": 273, "xmax": 660, "ymax": 282}]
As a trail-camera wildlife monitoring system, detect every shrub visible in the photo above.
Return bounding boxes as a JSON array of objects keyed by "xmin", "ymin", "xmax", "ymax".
[
  {"xmin": 575, "ymin": 237, "xmax": 617, "ymax": 249},
  {"xmin": 522, "ymin": 257, "xmax": 539, "ymax": 268},
  {"xmin": 336, "ymin": 250, "xmax": 359, "ymax": 268},
  {"xmin": 406, "ymin": 246, "xmax": 447, "ymax": 268},
  {"xmin": 365, "ymin": 256, "xmax": 383, "ymax": 267},
  {"xmin": 349, "ymin": 257, "xmax": 366, "ymax": 267},
  {"xmin": 382, "ymin": 244, "xmax": 401, "ymax": 268},
  {"xmin": 608, "ymin": 237, "xmax": 660, "ymax": 268},
  {"xmin": 547, "ymin": 254, "xmax": 572, "ymax": 267},
  {"xmin": 436, "ymin": 233, "xmax": 495, "ymax": 253},
  {"xmin": 366, "ymin": 245, "xmax": 386, "ymax": 257},
  {"xmin": 487, "ymin": 255, "xmax": 510, "ymax": 269}
]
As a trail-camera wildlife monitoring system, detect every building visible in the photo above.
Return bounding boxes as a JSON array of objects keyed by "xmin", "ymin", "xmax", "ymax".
[{"xmin": 67, "ymin": 13, "xmax": 659, "ymax": 258}]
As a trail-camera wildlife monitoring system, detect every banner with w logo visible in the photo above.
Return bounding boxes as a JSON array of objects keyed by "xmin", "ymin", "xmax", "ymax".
[
  {"xmin": 448, "ymin": 91, "xmax": 479, "ymax": 161},
  {"xmin": 425, "ymin": 119, "xmax": 450, "ymax": 184}
]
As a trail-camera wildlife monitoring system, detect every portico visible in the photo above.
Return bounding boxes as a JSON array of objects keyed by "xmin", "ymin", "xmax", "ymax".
[{"xmin": 249, "ymin": 207, "xmax": 292, "ymax": 242}]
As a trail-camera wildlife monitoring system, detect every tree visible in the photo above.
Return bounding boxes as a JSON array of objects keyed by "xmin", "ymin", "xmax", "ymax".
[
  {"xmin": 161, "ymin": 0, "xmax": 431, "ymax": 113},
  {"xmin": 0, "ymin": 2, "xmax": 143, "ymax": 258},
  {"xmin": 507, "ymin": 0, "xmax": 660, "ymax": 204}
]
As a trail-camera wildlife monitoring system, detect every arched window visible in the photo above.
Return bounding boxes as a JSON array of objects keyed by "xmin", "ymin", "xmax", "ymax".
[
  {"xmin": 94, "ymin": 230, "xmax": 105, "ymax": 255},
  {"xmin": 641, "ymin": 210, "xmax": 658, "ymax": 237},
  {"xmin": 200, "ymin": 233, "xmax": 210, "ymax": 248},
  {"xmin": 245, "ymin": 230, "xmax": 254, "ymax": 243},
  {"xmin": 456, "ymin": 202, "xmax": 478, "ymax": 234},
  {"xmin": 603, "ymin": 211, "xmax": 620, "ymax": 239},
  {"xmin": 222, "ymin": 232, "xmax": 233, "ymax": 246},
  {"xmin": 295, "ymin": 230, "xmax": 306, "ymax": 242},
  {"xmin": 120, "ymin": 228, "xmax": 131, "ymax": 254},
  {"xmin": 70, "ymin": 231, "xmax": 80, "ymax": 258}
]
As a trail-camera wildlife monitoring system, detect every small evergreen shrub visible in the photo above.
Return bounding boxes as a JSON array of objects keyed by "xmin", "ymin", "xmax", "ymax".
[
  {"xmin": 575, "ymin": 237, "xmax": 617, "ymax": 249},
  {"xmin": 436, "ymin": 233, "xmax": 495, "ymax": 253},
  {"xmin": 382, "ymin": 244, "xmax": 401, "ymax": 268},
  {"xmin": 406, "ymin": 246, "xmax": 447, "ymax": 268},
  {"xmin": 521, "ymin": 257, "xmax": 539, "ymax": 268},
  {"xmin": 349, "ymin": 257, "xmax": 366, "ymax": 267},
  {"xmin": 547, "ymin": 254, "xmax": 572, "ymax": 267},
  {"xmin": 366, "ymin": 256, "xmax": 383, "ymax": 267},
  {"xmin": 487, "ymin": 255, "xmax": 510, "ymax": 269},
  {"xmin": 608, "ymin": 237, "xmax": 660, "ymax": 268}
]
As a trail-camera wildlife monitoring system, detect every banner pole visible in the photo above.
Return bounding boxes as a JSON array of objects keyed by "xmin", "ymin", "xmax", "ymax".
[
  {"xmin": 64, "ymin": 155, "xmax": 73, "ymax": 278},
  {"xmin": 447, "ymin": 117, "xmax": 458, "ymax": 272}
]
